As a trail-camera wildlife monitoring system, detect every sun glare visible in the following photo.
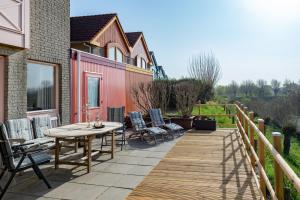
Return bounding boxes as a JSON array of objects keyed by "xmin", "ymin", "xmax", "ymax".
[{"xmin": 243, "ymin": 0, "xmax": 300, "ymax": 27}]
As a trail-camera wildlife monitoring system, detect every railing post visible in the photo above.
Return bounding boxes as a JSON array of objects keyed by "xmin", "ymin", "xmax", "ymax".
[
  {"xmin": 249, "ymin": 111, "xmax": 255, "ymax": 167},
  {"xmin": 258, "ymin": 119, "xmax": 266, "ymax": 199},
  {"xmin": 244, "ymin": 107, "xmax": 249, "ymax": 150},
  {"xmin": 273, "ymin": 132, "xmax": 284, "ymax": 200}
]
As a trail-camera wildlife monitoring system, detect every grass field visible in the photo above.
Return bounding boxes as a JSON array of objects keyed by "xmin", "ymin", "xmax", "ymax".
[{"xmin": 197, "ymin": 104, "xmax": 300, "ymax": 199}]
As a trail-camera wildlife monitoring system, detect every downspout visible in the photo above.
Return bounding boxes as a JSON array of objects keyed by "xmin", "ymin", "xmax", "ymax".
[
  {"xmin": 77, "ymin": 51, "xmax": 81, "ymax": 122},
  {"xmin": 83, "ymin": 42, "xmax": 92, "ymax": 53}
]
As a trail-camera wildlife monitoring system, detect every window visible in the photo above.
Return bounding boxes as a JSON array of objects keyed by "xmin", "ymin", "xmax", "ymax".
[
  {"xmin": 141, "ymin": 58, "xmax": 147, "ymax": 69},
  {"xmin": 116, "ymin": 48, "xmax": 123, "ymax": 63},
  {"xmin": 108, "ymin": 47, "xmax": 115, "ymax": 60},
  {"xmin": 136, "ymin": 57, "xmax": 141, "ymax": 68},
  {"xmin": 27, "ymin": 62, "xmax": 56, "ymax": 111},
  {"xmin": 88, "ymin": 77, "xmax": 100, "ymax": 107},
  {"xmin": 0, "ymin": 56, "xmax": 4, "ymax": 122}
]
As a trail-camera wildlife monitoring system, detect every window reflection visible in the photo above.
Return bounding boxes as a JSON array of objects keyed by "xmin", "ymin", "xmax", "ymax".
[
  {"xmin": 27, "ymin": 62, "xmax": 55, "ymax": 111},
  {"xmin": 88, "ymin": 77, "xmax": 100, "ymax": 107}
]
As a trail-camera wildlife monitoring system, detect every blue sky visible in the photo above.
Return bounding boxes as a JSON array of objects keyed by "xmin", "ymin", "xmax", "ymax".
[{"xmin": 71, "ymin": 0, "xmax": 300, "ymax": 85}]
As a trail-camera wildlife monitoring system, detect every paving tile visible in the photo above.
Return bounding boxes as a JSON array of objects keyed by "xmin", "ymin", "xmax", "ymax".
[
  {"xmin": 127, "ymin": 165, "xmax": 153, "ymax": 176},
  {"xmin": 71, "ymin": 172, "xmax": 123, "ymax": 187},
  {"xmin": 3, "ymin": 193, "xmax": 58, "ymax": 200},
  {"xmin": 101, "ymin": 163, "xmax": 135, "ymax": 174},
  {"xmin": 92, "ymin": 162, "xmax": 113, "ymax": 172},
  {"xmin": 96, "ymin": 187, "xmax": 132, "ymax": 200},
  {"xmin": 128, "ymin": 150, "xmax": 151, "ymax": 158},
  {"xmin": 138, "ymin": 157, "xmax": 161, "ymax": 166},
  {"xmin": 9, "ymin": 180, "xmax": 108, "ymax": 200},
  {"xmin": 145, "ymin": 151, "xmax": 167, "ymax": 158},
  {"xmin": 113, "ymin": 174, "xmax": 144, "ymax": 189},
  {"xmin": 107, "ymin": 155, "xmax": 143, "ymax": 165}
]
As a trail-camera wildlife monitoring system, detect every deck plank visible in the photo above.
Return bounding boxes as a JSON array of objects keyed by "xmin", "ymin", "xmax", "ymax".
[{"xmin": 127, "ymin": 129, "xmax": 261, "ymax": 200}]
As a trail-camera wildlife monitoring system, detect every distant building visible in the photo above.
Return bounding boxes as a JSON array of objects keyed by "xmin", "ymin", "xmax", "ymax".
[
  {"xmin": 150, "ymin": 51, "xmax": 168, "ymax": 80},
  {"xmin": 0, "ymin": 0, "xmax": 70, "ymax": 124},
  {"xmin": 70, "ymin": 14, "xmax": 153, "ymax": 121}
]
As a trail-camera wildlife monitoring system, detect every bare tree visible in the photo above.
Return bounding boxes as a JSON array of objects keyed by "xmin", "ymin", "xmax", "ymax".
[
  {"xmin": 240, "ymin": 80, "xmax": 256, "ymax": 97},
  {"xmin": 226, "ymin": 81, "xmax": 239, "ymax": 98},
  {"xmin": 188, "ymin": 52, "xmax": 221, "ymax": 87},
  {"xmin": 271, "ymin": 79, "xmax": 281, "ymax": 96},
  {"xmin": 257, "ymin": 79, "xmax": 268, "ymax": 97},
  {"xmin": 175, "ymin": 81, "xmax": 199, "ymax": 117},
  {"xmin": 131, "ymin": 80, "xmax": 171, "ymax": 114}
]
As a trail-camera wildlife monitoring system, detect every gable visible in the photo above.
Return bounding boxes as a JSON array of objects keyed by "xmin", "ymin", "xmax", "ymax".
[
  {"xmin": 91, "ymin": 19, "xmax": 130, "ymax": 55},
  {"xmin": 131, "ymin": 37, "xmax": 151, "ymax": 64}
]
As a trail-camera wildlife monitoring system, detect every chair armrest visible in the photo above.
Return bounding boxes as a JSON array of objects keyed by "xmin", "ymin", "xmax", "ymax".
[
  {"xmin": 163, "ymin": 117, "xmax": 172, "ymax": 124},
  {"xmin": 145, "ymin": 122, "xmax": 152, "ymax": 126}
]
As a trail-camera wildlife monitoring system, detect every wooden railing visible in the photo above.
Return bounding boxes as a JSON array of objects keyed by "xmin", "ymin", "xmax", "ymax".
[{"xmin": 235, "ymin": 102, "xmax": 300, "ymax": 200}]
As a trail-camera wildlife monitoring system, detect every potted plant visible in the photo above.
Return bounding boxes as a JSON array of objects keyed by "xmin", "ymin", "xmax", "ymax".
[
  {"xmin": 193, "ymin": 115, "xmax": 216, "ymax": 131},
  {"xmin": 168, "ymin": 80, "xmax": 199, "ymax": 129}
]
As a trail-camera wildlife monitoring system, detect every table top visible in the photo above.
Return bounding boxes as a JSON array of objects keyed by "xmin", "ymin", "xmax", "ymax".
[{"xmin": 44, "ymin": 122, "xmax": 123, "ymax": 138}]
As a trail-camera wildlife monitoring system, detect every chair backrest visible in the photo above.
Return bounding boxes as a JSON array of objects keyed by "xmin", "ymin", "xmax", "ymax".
[
  {"xmin": 129, "ymin": 112, "xmax": 146, "ymax": 131},
  {"xmin": 6, "ymin": 118, "xmax": 34, "ymax": 141},
  {"xmin": 0, "ymin": 123, "xmax": 15, "ymax": 170},
  {"xmin": 32, "ymin": 115, "xmax": 52, "ymax": 138},
  {"xmin": 149, "ymin": 108, "xmax": 165, "ymax": 127},
  {"xmin": 50, "ymin": 115, "xmax": 61, "ymax": 128},
  {"xmin": 107, "ymin": 107, "xmax": 125, "ymax": 124}
]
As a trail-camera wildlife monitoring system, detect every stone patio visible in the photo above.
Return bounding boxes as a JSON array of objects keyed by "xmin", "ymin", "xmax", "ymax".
[{"xmin": 1, "ymin": 136, "xmax": 178, "ymax": 200}]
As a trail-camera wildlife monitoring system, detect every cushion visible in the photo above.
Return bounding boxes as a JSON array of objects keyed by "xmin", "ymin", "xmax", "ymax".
[{"xmin": 6, "ymin": 118, "xmax": 34, "ymax": 141}]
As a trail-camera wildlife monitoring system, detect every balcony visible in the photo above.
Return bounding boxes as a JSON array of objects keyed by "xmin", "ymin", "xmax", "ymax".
[{"xmin": 0, "ymin": 0, "xmax": 30, "ymax": 49}]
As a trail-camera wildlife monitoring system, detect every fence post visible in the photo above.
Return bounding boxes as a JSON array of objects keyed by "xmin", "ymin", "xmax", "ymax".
[
  {"xmin": 249, "ymin": 111, "xmax": 255, "ymax": 167},
  {"xmin": 273, "ymin": 132, "xmax": 284, "ymax": 200},
  {"xmin": 244, "ymin": 107, "xmax": 249, "ymax": 150},
  {"xmin": 258, "ymin": 119, "xmax": 266, "ymax": 199}
]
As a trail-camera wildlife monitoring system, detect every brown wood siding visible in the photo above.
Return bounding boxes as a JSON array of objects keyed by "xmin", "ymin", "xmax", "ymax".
[
  {"xmin": 125, "ymin": 70, "xmax": 153, "ymax": 113},
  {"xmin": 131, "ymin": 39, "xmax": 150, "ymax": 64},
  {"xmin": 93, "ymin": 21, "xmax": 129, "ymax": 56}
]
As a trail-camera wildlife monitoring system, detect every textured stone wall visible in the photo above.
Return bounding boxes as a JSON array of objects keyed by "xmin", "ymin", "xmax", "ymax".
[
  {"xmin": 28, "ymin": 0, "xmax": 71, "ymax": 124},
  {"xmin": 0, "ymin": 0, "xmax": 70, "ymax": 124}
]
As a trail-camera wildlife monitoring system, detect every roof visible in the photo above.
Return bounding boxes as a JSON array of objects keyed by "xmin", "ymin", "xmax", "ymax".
[
  {"xmin": 125, "ymin": 32, "xmax": 143, "ymax": 47},
  {"xmin": 70, "ymin": 13, "xmax": 117, "ymax": 42}
]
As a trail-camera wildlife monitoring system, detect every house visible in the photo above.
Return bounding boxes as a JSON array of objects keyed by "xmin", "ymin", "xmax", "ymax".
[
  {"xmin": 70, "ymin": 14, "xmax": 153, "ymax": 122},
  {"xmin": 0, "ymin": 0, "xmax": 70, "ymax": 124}
]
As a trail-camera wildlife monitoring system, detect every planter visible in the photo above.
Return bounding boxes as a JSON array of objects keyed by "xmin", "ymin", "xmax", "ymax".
[
  {"xmin": 170, "ymin": 116, "xmax": 195, "ymax": 130},
  {"xmin": 193, "ymin": 118, "xmax": 216, "ymax": 131}
]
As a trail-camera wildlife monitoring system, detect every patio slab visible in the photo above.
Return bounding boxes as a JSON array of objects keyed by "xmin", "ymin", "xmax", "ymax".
[{"xmin": 1, "ymin": 135, "xmax": 180, "ymax": 200}]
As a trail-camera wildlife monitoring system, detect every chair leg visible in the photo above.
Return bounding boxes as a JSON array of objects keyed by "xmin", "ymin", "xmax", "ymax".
[
  {"xmin": 28, "ymin": 155, "xmax": 51, "ymax": 189},
  {"xmin": 0, "ymin": 167, "xmax": 7, "ymax": 180},
  {"xmin": 0, "ymin": 172, "xmax": 16, "ymax": 199},
  {"xmin": 101, "ymin": 136, "xmax": 104, "ymax": 151}
]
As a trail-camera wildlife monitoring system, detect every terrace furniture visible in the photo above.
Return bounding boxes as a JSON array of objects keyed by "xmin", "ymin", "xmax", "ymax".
[
  {"xmin": 0, "ymin": 123, "xmax": 51, "ymax": 199},
  {"xmin": 149, "ymin": 108, "xmax": 184, "ymax": 138},
  {"xmin": 129, "ymin": 112, "xmax": 167, "ymax": 144},
  {"xmin": 45, "ymin": 122, "xmax": 122, "ymax": 173},
  {"xmin": 100, "ymin": 107, "xmax": 126, "ymax": 151},
  {"xmin": 5, "ymin": 118, "xmax": 41, "ymax": 149},
  {"xmin": 31, "ymin": 115, "xmax": 56, "ymax": 148}
]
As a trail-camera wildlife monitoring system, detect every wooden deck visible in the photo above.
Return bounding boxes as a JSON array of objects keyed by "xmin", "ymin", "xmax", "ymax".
[{"xmin": 127, "ymin": 129, "xmax": 261, "ymax": 200}]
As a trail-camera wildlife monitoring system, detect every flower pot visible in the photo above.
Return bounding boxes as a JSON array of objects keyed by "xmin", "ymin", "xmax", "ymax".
[
  {"xmin": 170, "ymin": 116, "xmax": 195, "ymax": 130},
  {"xmin": 193, "ymin": 118, "xmax": 216, "ymax": 131}
]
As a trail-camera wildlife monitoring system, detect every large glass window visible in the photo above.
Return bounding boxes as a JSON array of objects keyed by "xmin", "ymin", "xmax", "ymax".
[
  {"xmin": 27, "ymin": 62, "xmax": 56, "ymax": 111},
  {"xmin": 141, "ymin": 58, "xmax": 147, "ymax": 69},
  {"xmin": 136, "ymin": 57, "xmax": 141, "ymax": 68},
  {"xmin": 116, "ymin": 48, "xmax": 123, "ymax": 63},
  {"xmin": 108, "ymin": 47, "xmax": 115, "ymax": 60},
  {"xmin": 88, "ymin": 77, "xmax": 100, "ymax": 107}
]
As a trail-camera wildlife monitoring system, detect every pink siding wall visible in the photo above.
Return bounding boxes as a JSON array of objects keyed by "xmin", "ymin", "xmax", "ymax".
[
  {"xmin": 71, "ymin": 50, "xmax": 126, "ymax": 123},
  {"xmin": 0, "ymin": 56, "xmax": 4, "ymax": 122}
]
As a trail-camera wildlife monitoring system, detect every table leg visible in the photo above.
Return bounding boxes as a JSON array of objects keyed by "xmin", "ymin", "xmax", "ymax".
[
  {"xmin": 83, "ymin": 136, "xmax": 87, "ymax": 156},
  {"xmin": 87, "ymin": 136, "xmax": 92, "ymax": 173},
  {"xmin": 111, "ymin": 131, "xmax": 115, "ymax": 159},
  {"xmin": 55, "ymin": 138, "xmax": 60, "ymax": 170}
]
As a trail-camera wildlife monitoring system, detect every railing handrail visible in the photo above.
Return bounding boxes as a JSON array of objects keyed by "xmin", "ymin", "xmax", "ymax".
[{"xmin": 235, "ymin": 103, "xmax": 300, "ymax": 199}]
